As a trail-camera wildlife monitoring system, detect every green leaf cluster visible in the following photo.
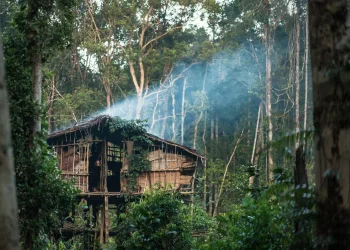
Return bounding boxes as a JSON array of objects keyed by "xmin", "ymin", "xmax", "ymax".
[{"xmin": 115, "ymin": 189, "xmax": 192, "ymax": 250}]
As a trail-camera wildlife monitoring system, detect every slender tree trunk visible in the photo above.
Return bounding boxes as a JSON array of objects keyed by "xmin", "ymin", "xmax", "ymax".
[
  {"xmin": 104, "ymin": 82, "xmax": 112, "ymax": 111},
  {"xmin": 150, "ymin": 90, "xmax": 160, "ymax": 133},
  {"xmin": 160, "ymin": 94, "xmax": 169, "ymax": 139},
  {"xmin": 247, "ymin": 94, "xmax": 251, "ymax": 146},
  {"xmin": 202, "ymin": 111, "xmax": 207, "ymax": 211},
  {"xmin": 47, "ymin": 76, "xmax": 55, "ymax": 133},
  {"xmin": 171, "ymin": 88, "xmax": 176, "ymax": 141},
  {"xmin": 309, "ymin": 0, "xmax": 350, "ymax": 248},
  {"xmin": 136, "ymin": 93, "xmax": 143, "ymax": 120},
  {"xmin": 213, "ymin": 184, "xmax": 218, "ymax": 216},
  {"xmin": 215, "ymin": 116, "xmax": 219, "ymax": 144},
  {"xmin": 265, "ymin": 13, "xmax": 274, "ymax": 182},
  {"xmin": 0, "ymin": 40, "xmax": 20, "ymax": 250},
  {"xmin": 27, "ymin": 0, "xmax": 42, "ymax": 133},
  {"xmin": 214, "ymin": 131, "xmax": 244, "ymax": 216},
  {"xmin": 303, "ymin": 12, "xmax": 309, "ymax": 145},
  {"xmin": 208, "ymin": 175, "xmax": 213, "ymax": 216},
  {"xmin": 209, "ymin": 117, "xmax": 214, "ymax": 216},
  {"xmin": 181, "ymin": 77, "xmax": 187, "ymax": 145},
  {"xmin": 249, "ymin": 103, "xmax": 262, "ymax": 187},
  {"xmin": 211, "ymin": 119, "xmax": 214, "ymax": 141},
  {"xmin": 295, "ymin": 0, "xmax": 301, "ymax": 149},
  {"xmin": 293, "ymin": 145, "xmax": 309, "ymax": 249}
]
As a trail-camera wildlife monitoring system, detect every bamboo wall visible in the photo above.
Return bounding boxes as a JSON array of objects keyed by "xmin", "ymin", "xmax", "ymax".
[
  {"xmin": 121, "ymin": 149, "xmax": 196, "ymax": 193},
  {"xmin": 55, "ymin": 143, "xmax": 90, "ymax": 193}
]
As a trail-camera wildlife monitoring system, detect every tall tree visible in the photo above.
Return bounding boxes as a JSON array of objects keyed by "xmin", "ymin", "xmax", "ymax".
[
  {"xmin": 26, "ymin": 0, "xmax": 75, "ymax": 133},
  {"xmin": 295, "ymin": 0, "xmax": 301, "ymax": 149},
  {"xmin": 0, "ymin": 39, "xmax": 20, "ymax": 250},
  {"xmin": 309, "ymin": 0, "xmax": 350, "ymax": 248}
]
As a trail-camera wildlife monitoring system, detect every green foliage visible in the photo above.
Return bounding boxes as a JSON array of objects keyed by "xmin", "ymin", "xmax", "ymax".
[
  {"xmin": 198, "ymin": 171, "xmax": 315, "ymax": 250},
  {"xmin": 4, "ymin": 4, "xmax": 78, "ymax": 248},
  {"xmin": 52, "ymin": 86, "xmax": 105, "ymax": 128},
  {"xmin": 108, "ymin": 117, "xmax": 153, "ymax": 193},
  {"xmin": 122, "ymin": 148, "xmax": 152, "ymax": 193},
  {"xmin": 191, "ymin": 203, "xmax": 217, "ymax": 233},
  {"xmin": 108, "ymin": 116, "xmax": 151, "ymax": 142},
  {"xmin": 115, "ymin": 189, "xmax": 192, "ymax": 250}
]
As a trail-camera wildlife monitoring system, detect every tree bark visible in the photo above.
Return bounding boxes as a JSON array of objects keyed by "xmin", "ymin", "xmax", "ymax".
[
  {"xmin": 264, "ymin": 1, "xmax": 274, "ymax": 182},
  {"xmin": 215, "ymin": 116, "xmax": 219, "ymax": 144},
  {"xmin": 210, "ymin": 119, "xmax": 214, "ymax": 141},
  {"xmin": 208, "ymin": 174, "xmax": 213, "ymax": 216},
  {"xmin": 214, "ymin": 131, "xmax": 244, "ymax": 216},
  {"xmin": 171, "ymin": 88, "xmax": 176, "ymax": 141},
  {"xmin": 27, "ymin": 0, "xmax": 42, "ymax": 133},
  {"xmin": 309, "ymin": 0, "xmax": 350, "ymax": 248},
  {"xmin": 303, "ymin": 11, "xmax": 309, "ymax": 145},
  {"xmin": 0, "ymin": 39, "xmax": 20, "ymax": 250},
  {"xmin": 295, "ymin": 0, "xmax": 301, "ymax": 149},
  {"xmin": 202, "ymin": 111, "xmax": 207, "ymax": 211},
  {"xmin": 160, "ymin": 94, "xmax": 169, "ymax": 139},
  {"xmin": 181, "ymin": 77, "xmax": 187, "ymax": 145},
  {"xmin": 47, "ymin": 75, "xmax": 55, "ymax": 133},
  {"xmin": 249, "ymin": 103, "xmax": 262, "ymax": 187}
]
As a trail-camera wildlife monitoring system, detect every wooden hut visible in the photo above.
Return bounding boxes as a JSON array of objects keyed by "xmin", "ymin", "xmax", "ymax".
[{"xmin": 47, "ymin": 115, "xmax": 203, "ymax": 244}]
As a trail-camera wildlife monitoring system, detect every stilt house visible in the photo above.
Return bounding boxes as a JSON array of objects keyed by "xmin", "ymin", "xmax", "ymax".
[{"xmin": 47, "ymin": 115, "xmax": 203, "ymax": 243}]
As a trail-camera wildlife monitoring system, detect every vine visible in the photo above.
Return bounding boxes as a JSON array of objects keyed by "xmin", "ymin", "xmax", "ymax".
[{"xmin": 107, "ymin": 117, "xmax": 153, "ymax": 194}]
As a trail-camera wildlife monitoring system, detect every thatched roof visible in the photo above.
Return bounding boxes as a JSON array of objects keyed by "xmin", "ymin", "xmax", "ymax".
[{"xmin": 47, "ymin": 115, "xmax": 203, "ymax": 158}]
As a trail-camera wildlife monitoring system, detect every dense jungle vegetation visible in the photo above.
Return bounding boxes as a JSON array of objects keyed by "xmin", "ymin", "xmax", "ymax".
[{"xmin": 1, "ymin": 0, "xmax": 350, "ymax": 249}]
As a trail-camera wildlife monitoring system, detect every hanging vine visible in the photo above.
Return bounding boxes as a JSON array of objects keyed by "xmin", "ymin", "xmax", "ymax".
[{"xmin": 107, "ymin": 117, "xmax": 152, "ymax": 194}]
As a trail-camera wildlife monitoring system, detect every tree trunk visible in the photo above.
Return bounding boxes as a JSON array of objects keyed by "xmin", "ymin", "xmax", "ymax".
[
  {"xmin": 210, "ymin": 119, "xmax": 214, "ymax": 141},
  {"xmin": 27, "ymin": 0, "xmax": 42, "ymax": 133},
  {"xmin": 293, "ymin": 145, "xmax": 309, "ymax": 249},
  {"xmin": 150, "ymin": 90, "xmax": 160, "ymax": 134},
  {"xmin": 171, "ymin": 88, "xmax": 176, "ymax": 141},
  {"xmin": 208, "ymin": 174, "xmax": 213, "ymax": 216},
  {"xmin": 135, "ymin": 93, "xmax": 143, "ymax": 120},
  {"xmin": 265, "ymin": 11, "xmax": 274, "ymax": 182},
  {"xmin": 309, "ymin": 0, "xmax": 350, "ymax": 248},
  {"xmin": 202, "ymin": 111, "xmax": 207, "ymax": 211},
  {"xmin": 181, "ymin": 78, "xmax": 187, "ymax": 145},
  {"xmin": 160, "ymin": 94, "xmax": 169, "ymax": 139},
  {"xmin": 47, "ymin": 75, "xmax": 55, "ymax": 133},
  {"xmin": 215, "ymin": 116, "xmax": 219, "ymax": 144},
  {"xmin": 0, "ymin": 39, "xmax": 20, "ymax": 250},
  {"xmin": 295, "ymin": 0, "xmax": 301, "ymax": 149},
  {"xmin": 213, "ymin": 184, "xmax": 218, "ymax": 216},
  {"xmin": 249, "ymin": 103, "xmax": 262, "ymax": 187},
  {"xmin": 303, "ymin": 12, "xmax": 309, "ymax": 145}
]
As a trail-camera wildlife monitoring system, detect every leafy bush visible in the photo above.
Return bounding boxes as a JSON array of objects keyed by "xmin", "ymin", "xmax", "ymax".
[
  {"xmin": 198, "ymin": 171, "xmax": 315, "ymax": 250},
  {"xmin": 115, "ymin": 189, "xmax": 192, "ymax": 250}
]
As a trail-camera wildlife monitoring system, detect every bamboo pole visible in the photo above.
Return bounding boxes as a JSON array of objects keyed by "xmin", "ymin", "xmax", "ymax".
[
  {"xmin": 104, "ymin": 141, "xmax": 109, "ymax": 244},
  {"xmin": 249, "ymin": 103, "xmax": 262, "ymax": 187},
  {"xmin": 99, "ymin": 206, "xmax": 104, "ymax": 244},
  {"xmin": 87, "ymin": 143, "xmax": 89, "ymax": 192},
  {"xmin": 73, "ymin": 138, "xmax": 75, "ymax": 174},
  {"xmin": 214, "ymin": 130, "xmax": 244, "ymax": 215}
]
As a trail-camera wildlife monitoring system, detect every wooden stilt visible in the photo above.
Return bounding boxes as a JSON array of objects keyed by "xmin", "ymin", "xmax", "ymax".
[
  {"xmin": 99, "ymin": 205, "xmax": 104, "ymax": 244},
  {"xmin": 104, "ymin": 195, "xmax": 109, "ymax": 244}
]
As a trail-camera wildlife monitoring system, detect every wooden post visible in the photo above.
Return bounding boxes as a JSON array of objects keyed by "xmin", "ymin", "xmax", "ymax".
[
  {"xmin": 73, "ymin": 138, "xmax": 75, "ymax": 174},
  {"xmin": 86, "ymin": 143, "xmax": 89, "ymax": 192},
  {"xmin": 99, "ymin": 206, "xmax": 104, "ymax": 244},
  {"xmin": 104, "ymin": 195, "xmax": 109, "ymax": 244},
  {"xmin": 191, "ymin": 169, "xmax": 196, "ymax": 216},
  {"xmin": 93, "ymin": 208, "xmax": 99, "ymax": 250},
  {"xmin": 104, "ymin": 141, "xmax": 109, "ymax": 244}
]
